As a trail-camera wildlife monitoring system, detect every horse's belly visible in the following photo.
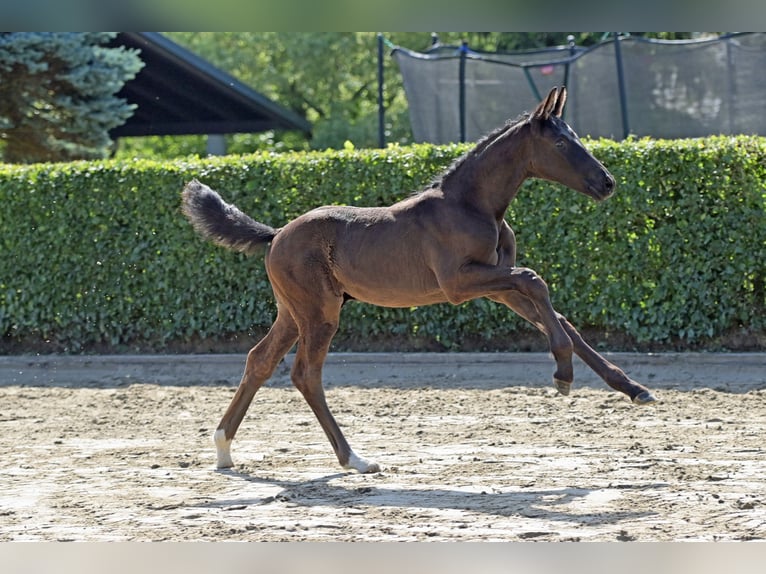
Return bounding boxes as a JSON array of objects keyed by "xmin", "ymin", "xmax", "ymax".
[
  {"xmin": 346, "ymin": 285, "xmax": 448, "ymax": 308},
  {"xmin": 338, "ymin": 265, "xmax": 447, "ymax": 308}
]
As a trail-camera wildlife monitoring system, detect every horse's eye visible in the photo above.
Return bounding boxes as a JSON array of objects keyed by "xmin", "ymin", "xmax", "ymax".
[{"xmin": 555, "ymin": 139, "xmax": 567, "ymax": 150}]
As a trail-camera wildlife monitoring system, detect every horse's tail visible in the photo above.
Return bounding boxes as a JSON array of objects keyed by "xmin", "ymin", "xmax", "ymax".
[{"xmin": 181, "ymin": 179, "xmax": 278, "ymax": 255}]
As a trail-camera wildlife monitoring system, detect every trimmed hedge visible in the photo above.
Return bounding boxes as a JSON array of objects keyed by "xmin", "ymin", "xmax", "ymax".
[{"xmin": 1, "ymin": 136, "xmax": 764, "ymax": 353}]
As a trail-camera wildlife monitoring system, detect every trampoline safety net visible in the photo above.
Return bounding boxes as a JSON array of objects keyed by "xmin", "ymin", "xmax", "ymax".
[{"xmin": 391, "ymin": 33, "xmax": 766, "ymax": 143}]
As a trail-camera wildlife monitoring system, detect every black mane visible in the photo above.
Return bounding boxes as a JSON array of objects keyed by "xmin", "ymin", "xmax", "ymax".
[{"xmin": 430, "ymin": 112, "xmax": 531, "ymax": 190}]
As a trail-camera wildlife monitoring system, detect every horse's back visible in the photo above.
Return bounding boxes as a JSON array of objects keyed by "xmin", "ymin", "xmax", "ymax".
[{"xmin": 266, "ymin": 197, "xmax": 449, "ymax": 307}]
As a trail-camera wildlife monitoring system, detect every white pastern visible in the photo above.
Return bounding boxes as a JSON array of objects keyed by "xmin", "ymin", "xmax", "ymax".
[
  {"xmin": 213, "ymin": 429, "xmax": 233, "ymax": 469},
  {"xmin": 344, "ymin": 451, "xmax": 380, "ymax": 474}
]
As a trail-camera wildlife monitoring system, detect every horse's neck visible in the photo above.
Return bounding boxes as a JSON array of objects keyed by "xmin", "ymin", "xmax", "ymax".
[{"xmin": 456, "ymin": 133, "xmax": 530, "ymax": 219}]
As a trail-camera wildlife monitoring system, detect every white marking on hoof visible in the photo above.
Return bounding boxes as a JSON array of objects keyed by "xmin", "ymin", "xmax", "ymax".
[
  {"xmin": 554, "ymin": 378, "xmax": 571, "ymax": 396},
  {"xmin": 632, "ymin": 390, "xmax": 659, "ymax": 405},
  {"xmin": 344, "ymin": 451, "xmax": 380, "ymax": 474},
  {"xmin": 213, "ymin": 429, "xmax": 233, "ymax": 469}
]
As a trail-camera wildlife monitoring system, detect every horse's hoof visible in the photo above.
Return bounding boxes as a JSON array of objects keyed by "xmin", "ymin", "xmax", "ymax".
[
  {"xmin": 632, "ymin": 390, "xmax": 658, "ymax": 405},
  {"xmin": 554, "ymin": 379, "xmax": 571, "ymax": 396},
  {"xmin": 345, "ymin": 451, "xmax": 380, "ymax": 474},
  {"xmin": 214, "ymin": 429, "xmax": 234, "ymax": 468}
]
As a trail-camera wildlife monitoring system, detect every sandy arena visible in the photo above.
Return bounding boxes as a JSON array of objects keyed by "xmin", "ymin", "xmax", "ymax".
[{"xmin": 1, "ymin": 352, "xmax": 765, "ymax": 541}]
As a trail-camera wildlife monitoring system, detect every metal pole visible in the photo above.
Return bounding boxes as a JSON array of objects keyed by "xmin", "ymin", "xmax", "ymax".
[
  {"xmin": 613, "ymin": 32, "xmax": 630, "ymax": 139},
  {"xmin": 726, "ymin": 37, "xmax": 736, "ymax": 134},
  {"xmin": 459, "ymin": 40, "xmax": 467, "ymax": 143},
  {"xmin": 523, "ymin": 67, "xmax": 542, "ymax": 101},
  {"xmin": 562, "ymin": 34, "xmax": 577, "ymax": 122},
  {"xmin": 377, "ymin": 33, "xmax": 386, "ymax": 148}
]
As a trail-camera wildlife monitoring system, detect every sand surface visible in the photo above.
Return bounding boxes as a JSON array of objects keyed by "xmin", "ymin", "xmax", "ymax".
[{"xmin": 2, "ymin": 353, "xmax": 765, "ymax": 541}]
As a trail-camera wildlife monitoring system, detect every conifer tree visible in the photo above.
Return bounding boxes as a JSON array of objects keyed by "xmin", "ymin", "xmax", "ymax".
[{"xmin": 0, "ymin": 32, "xmax": 144, "ymax": 163}]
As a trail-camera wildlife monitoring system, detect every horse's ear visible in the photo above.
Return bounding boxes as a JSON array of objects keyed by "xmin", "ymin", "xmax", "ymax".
[
  {"xmin": 533, "ymin": 87, "xmax": 559, "ymax": 120},
  {"xmin": 553, "ymin": 86, "xmax": 567, "ymax": 118}
]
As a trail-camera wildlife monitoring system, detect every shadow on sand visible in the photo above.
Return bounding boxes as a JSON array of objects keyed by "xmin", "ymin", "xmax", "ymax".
[{"xmin": 197, "ymin": 468, "xmax": 661, "ymax": 525}]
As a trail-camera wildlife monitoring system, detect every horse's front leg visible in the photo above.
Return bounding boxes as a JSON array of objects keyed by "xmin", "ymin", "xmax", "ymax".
[
  {"xmin": 495, "ymin": 221, "xmax": 516, "ymax": 268},
  {"xmin": 488, "ymin": 290, "xmax": 657, "ymax": 404},
  {"xmin": 557, "ymin": 315, "xmax": 657, "ymax": 404},
  {"xmin": 438, "ymin": 262, "xmax": 575, "ymax": 392},
  {"xmin": 494, "ymin": 221, "xmax": 575, "ymax": 391},
  {"xmin": 493, "ymin": 223, "xmax": 578, "ymax": 390}
]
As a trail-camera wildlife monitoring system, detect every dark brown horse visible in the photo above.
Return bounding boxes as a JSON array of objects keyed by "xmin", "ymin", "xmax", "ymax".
[{"xmin": 181, "ymin": 87, "xmax": 656, "ymax": 474}]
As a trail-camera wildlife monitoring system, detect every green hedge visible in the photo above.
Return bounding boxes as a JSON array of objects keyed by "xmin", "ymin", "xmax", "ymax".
[{"xmin": 1, "ymin": 136, "xmax": 764, "ymax": 353}]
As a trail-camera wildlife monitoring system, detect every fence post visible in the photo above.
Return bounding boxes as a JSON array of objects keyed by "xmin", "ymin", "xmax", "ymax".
[
  {"xmin": 726, "ymin": 37, "xmax": 736, "ymax": 134},
  {"xmin": 522, "ymin": 67, "xmax": 542, "ymax": 101},
  {"xmin": 613, "ymin": 33, "xmax": 630, "ymax": 139},
  {"xmin": 561, "ymin": 34, "xmax": 578, "ymax": 122},
  {"xmin": 377, "ymin": 33, "xmax": 386, "ymax": 148},
  {"xmin": 459, "ymin": 40, "xmax": 467, "ymax": 143}
]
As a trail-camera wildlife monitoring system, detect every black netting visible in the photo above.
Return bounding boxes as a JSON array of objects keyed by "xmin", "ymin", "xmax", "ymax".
[{"xmin": 391, "ymin": 34, "xmax": 766, "ymax": 142}]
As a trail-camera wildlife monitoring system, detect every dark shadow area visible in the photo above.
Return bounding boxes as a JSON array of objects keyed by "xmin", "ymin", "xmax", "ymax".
[{"xmin": 194, "ymin": 468, "xmax": 661, "ymax": 524}]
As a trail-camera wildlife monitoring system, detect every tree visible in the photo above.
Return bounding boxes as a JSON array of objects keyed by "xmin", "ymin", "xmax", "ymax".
[
  {"xmin": 166, "ymin": 32, "xmax": 412, "ymax": 150},
  {"xmin": 0, "ymin": 32, "xmax": 144, "ymax": 163}
]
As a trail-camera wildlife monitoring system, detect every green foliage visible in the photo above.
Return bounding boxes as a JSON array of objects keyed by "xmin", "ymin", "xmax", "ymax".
[
  {"xmin": 0, "ymin": 32, "xmax": 144, "ymax": 163},
  {"xmin": 1, "ymin": 136, "xmax": 764, "ymax": 353},
  {"xmin": 166, "ymin": 32, "xmax": 413, "ymax": 150},
  {"xmin": 114, "ymin": 134, "xmax": 209, "ymax": 160},
  {"xmin": 113, "ymin": 131, "xmax": 310, "ymax": 161}
]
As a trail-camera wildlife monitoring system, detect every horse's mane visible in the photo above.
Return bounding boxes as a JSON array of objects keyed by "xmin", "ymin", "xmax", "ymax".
[{"xmin": 429, "ymin": 111, "xmax": 531, "ymax": 190}]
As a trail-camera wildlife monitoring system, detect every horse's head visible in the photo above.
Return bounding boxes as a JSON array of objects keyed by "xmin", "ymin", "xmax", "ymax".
[{"xmin": 527, "ymin": 86, "xmax": 615, "ymax": 201}]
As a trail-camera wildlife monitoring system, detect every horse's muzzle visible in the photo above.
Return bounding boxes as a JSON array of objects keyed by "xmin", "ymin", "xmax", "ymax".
[{"xmin": 587, "ymin": 171, "xmax": 616, "ymax": 200}]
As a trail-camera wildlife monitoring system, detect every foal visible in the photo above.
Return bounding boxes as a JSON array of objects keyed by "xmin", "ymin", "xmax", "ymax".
[{"xmin": 182, "ymin": 87, "xmax": 656, "ymax": 474}]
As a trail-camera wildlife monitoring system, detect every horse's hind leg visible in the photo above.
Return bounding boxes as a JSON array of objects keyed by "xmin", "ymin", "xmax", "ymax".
[
  {"xmin": 214, "ymin": 307, "xmax": 298, "ymax": 468},
  {"xmin": 289, "ymin": 302, "xmax": 380, "ymax": 474},
  {"xmin": 489, "ymin": 291, "xmax": 656, "ymax": 404}
]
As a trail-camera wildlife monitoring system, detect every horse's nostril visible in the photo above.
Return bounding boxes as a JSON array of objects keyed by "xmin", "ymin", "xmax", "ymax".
[{"xmin": 605, "ymin": 174, "xmax": 615, "ymax": 192}]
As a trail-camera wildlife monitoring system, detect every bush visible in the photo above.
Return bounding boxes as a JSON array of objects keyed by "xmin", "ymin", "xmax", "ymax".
[{"xmin": 1, "ymin": 136, "xmax": 764, "ymax": 353}]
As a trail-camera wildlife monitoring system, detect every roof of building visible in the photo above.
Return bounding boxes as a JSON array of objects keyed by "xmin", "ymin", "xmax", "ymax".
[{"xmin": 108, "ymin": 32, "xmax": 312, "ymax": 138}]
